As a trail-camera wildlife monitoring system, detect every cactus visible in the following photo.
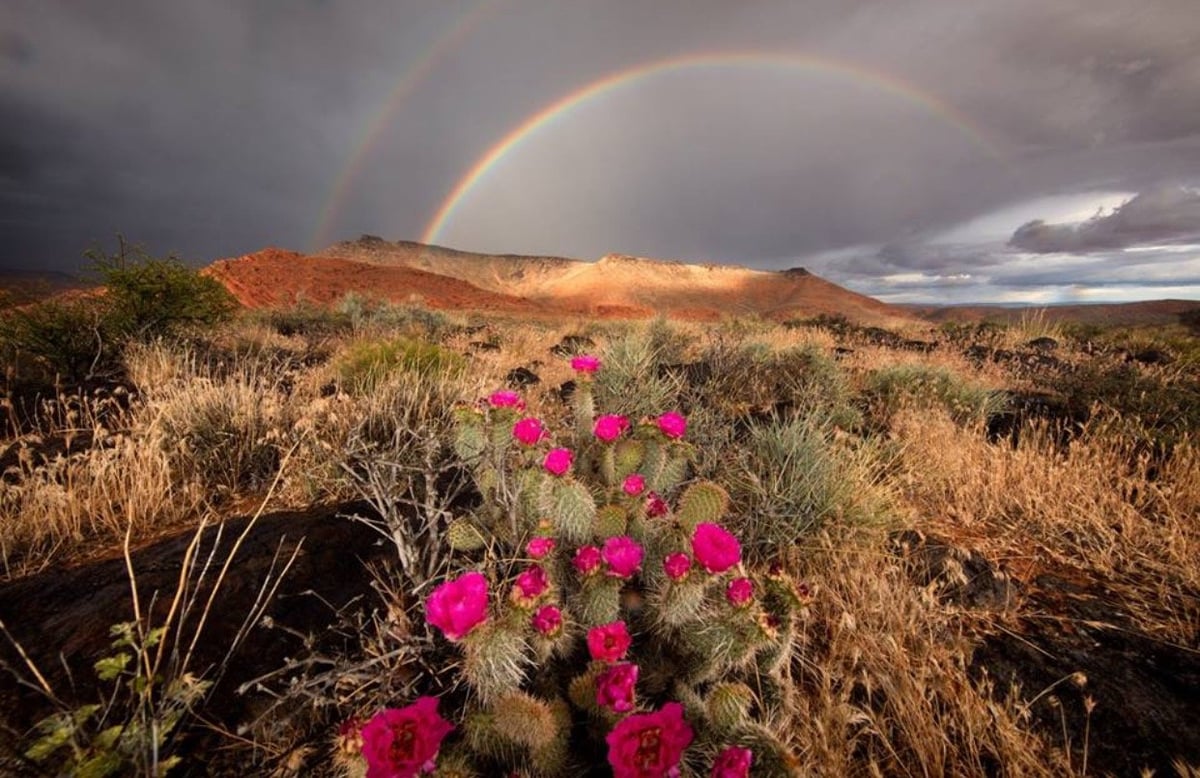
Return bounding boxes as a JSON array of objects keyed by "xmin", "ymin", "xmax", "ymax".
[
  {"xmin": 674, "ymin": 480, "xmax": 730, "ymax": 532},
  {"xmin": 574, "ymin": 577, "xmax": 622, "ymax": 626},
  {"xmin": 594, "ymin": 504, "xmax": 629, "ymax": 539},
  {"xmin": 432, "ymin": 754, "xmax": 480, "ymax": 778},
  {"xmin": 489, "ymin": 691, "xmax": 562, "ymax": 751},
  {"xmin": 447, "ymin": 518, "xmax": 488, "ymax": 552},
  {"xmin": 539, "ymin": 478, "xmax": 596, "ymax": 545},
  {"xmin": 462, "ymin": 624, "xmax": 531, "ymax": 703},
  {"xmin": 454, "ymin": 418, "xmax": 487, "ymax": 468},
  {"xmin": 706, "ymin": 682, "xmax": 754, "ymax": 733},
  {"xmin": 572, "ymin": 381, "xmax": 595, "ymax": 439},
  {"xmin": 613, "ymin": 439, "xmax": 646, "ymax": 479},
  {"xmin": 657, "ymin": 451, "xmax": 692, "ymax": 494},
  {"xmin": 651, "ymin": 579, "xmax": 708, "ymax": 628}
]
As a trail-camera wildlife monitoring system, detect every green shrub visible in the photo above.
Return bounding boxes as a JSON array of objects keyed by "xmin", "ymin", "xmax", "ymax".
[
  {"xmin": 727, "ymin": 416, "xmax": 876, "ymax": 557},
  {"xmin": 334, "ymin": 336, "xmax": 466, "ymax": 393},
  {"xmin": 864, "ymin": 363, "xmax": 999, "ymax": 426},
  {"xmin": 593, "ymin": 331, "xmax": 683, "ymax": 419},
  {"xmin": 0, "ymin": 296, "xmax": 113, "ymax": 381},
  {"xmin": 89, "ymin": 241, "xmax": 237, "ymax": 340}
]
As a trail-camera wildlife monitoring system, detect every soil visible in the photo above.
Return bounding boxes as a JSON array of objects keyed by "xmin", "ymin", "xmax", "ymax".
[
  {"xmin": 0, "ymin": 502, "xmax": 389, "ymax": 775},
  {"xmin": 895, "ymin": 531, "xmax": 1200, "ymax": 775}
]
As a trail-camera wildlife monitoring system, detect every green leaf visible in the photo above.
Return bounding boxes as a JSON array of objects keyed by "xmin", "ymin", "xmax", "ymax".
[{"xmin": 94, "ymin": 652, "xmax": 131, "ymax": 681}]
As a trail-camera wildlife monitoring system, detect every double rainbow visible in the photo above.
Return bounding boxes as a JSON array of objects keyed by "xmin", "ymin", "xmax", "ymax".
[{"xmin": 313, "ymin": 45, "xmax": 1001, "ymax": 251}]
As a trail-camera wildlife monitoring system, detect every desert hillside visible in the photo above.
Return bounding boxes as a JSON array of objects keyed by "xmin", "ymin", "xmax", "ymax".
[{"xmin": 212, "ymin": 237, "xmax": 910, "ymax": 324}]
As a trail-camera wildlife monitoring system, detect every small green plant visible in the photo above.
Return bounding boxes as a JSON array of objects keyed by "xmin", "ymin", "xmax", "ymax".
[
  {"xmin": 333, "ymin": 336, "xmax": 466, "ymax": 393},
  {"xmin": 22, "ymin": 622, "xmax": 210, "ymax": 777}
]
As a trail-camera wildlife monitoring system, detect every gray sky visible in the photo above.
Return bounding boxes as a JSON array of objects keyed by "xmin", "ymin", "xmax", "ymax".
[{"xmin": 4, "ymin": 0, "xmax": 1200, "ymax": 303}]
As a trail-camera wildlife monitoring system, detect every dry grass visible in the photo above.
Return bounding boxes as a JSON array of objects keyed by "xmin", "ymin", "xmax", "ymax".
[
  {"xmin": 890, "ymin": 408, "xmax": 1200, "ymax": 645},
  {"xmin": 787, "ymin": 527, "xmax": 1061, "ymax": 777}
]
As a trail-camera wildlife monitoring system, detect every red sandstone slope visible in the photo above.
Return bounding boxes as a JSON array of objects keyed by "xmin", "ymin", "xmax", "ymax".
[{"xmin": 202, "ymin": 248, "xmax": 540, "ymax": 313}]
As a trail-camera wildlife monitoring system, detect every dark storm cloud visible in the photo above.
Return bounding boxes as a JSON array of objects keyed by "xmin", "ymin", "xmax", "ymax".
[
  {"xmin": 3, "ymin": 0, "xmax": 1199, "ymax": 302},
  {"xmin": 1009, "ymin": 186, "xmax": 1200, "ymax": 253}
]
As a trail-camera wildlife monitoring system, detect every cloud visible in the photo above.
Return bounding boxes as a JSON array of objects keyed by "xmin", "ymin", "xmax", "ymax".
[{"xmin": 1009, "ymin": 185, "xmax": 1200, "ymax": 253}]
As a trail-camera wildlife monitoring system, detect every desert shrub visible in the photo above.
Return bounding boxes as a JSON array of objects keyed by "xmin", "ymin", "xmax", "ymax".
[
  {"xmin": 592, "ymin": 331, "xmax": 683, "ymax": 419},
  {"xmin": 333, "ymin": 335, "xmax": 466, "ymax": 394},
  {"xmin": 727, "ymin": 416, "xmax": 883, "ymax": 558},
  {"xmin": 0, "ymin": 296, "xmax": 114, "ymax": 381},
  {"xmin": 154, "ymin": 373, "xmax": 287, "ymax": 496},
  {"xmin": 864, "ymin": 363, "xmax": 999, "ymax": 426},
  {"xmin": 90, "ymin": 242, "xmax": 237, "ymax": 341},
  {"xmin": 256, "ymin": 302, "xmax": 353, "ymax": 338},
  {"xmin": 1045, "ymin": 361, "xmax": 1200, "ymax": 456}
]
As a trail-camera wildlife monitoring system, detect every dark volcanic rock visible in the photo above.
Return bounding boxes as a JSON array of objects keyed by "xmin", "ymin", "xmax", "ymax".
[
  {"xmin": 1024, "ymin": 336, "xmax": 1059, "ymax": 351},
  {"xmin": 505, "ymin": 366, "xmax": 540, "ymax": 387},
  {"xmin": 891, "ymin": 529, "xmax": 1017, "ymax": 609},
  {"xmin": 550, "ymin": 334, "xmax": 597, "ymax": 357}
]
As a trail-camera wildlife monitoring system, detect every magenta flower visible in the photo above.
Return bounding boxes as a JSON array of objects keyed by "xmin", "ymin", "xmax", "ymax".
[
  {"xmin": 691, "ymin": 523, "xmax": 741, "ymax": 575},
  {"xmin": 512, "ymin": 417, "xmax": 547, "ymax": 446},
  {"xmin": 587, "ymin": 620, "xmax": 632, "ymax": 662},
  {"xmin": 425, "ymin": 571, "xmax": 488, "ymax": 641},
  {"xmin": 361, "ymin": 697, "xmax": 454, "ymax": 778},
  {"xmin": 543, "ymin": 447, "xmax": 573, "ymax": 476},
  {"xmin": 596, "ymin": 662, "xmax": 639, "ymax": 713},
  {"xmin": 622, "ymin": 473, "xmax": 646, "ymax": 497},
  {"xmin": 487, "ymin": 390, "xmax": 524, "ymax": 411},
  {"xmin": 531, "ymin": 604, "xmax": 563, "ymax": 637},
  {"xmin": 606, "ymin": 702, "xmax": 694, "ymax": 778},
  {"xmin": 645, "ymin": 492, "xmax": 669, "ymax": 518},
  {"xmin": 511, "ymin": 565, "xmax": 549, "ymax": 607},
  {"xmin": 526, "ymin": 536, "xmax": 556, "ymax": 559},
  {"xmin": 656, "ymin": 412, "xmax": 687, "ymax": 440},
  {"xmin": 663, "ymin": 552, "xmax": 692, "ymax": 582},
  {"xmin": 573, "ymin": 545, "xmax": 603, "ymax": 576},
  {"xmin": 594, "ymin": 414, "xmax": 630, "ymax": 443},
  {"xmin": 710, "ymin": 746, "xmax": 753, "ymax": 778},
  {"xmin": 571, "ymin": 354, "xmax": 602, "ymax": 374},
  {"xmin": 726, "ymin": 577, "xmax": 754, "ymax": 607},
  {"xmin": 602, "ymin": 536, "xmax": 644, "ymax": 579}
]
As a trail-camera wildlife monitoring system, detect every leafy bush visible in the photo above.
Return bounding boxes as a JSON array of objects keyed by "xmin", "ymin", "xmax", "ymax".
[
  {"xmin": 0, "ymin": 296, "xmax": 112, "ymax": 381},
  {"xmin": 89, "ymin": 241, "xmax": 236, "ymax": 341}
]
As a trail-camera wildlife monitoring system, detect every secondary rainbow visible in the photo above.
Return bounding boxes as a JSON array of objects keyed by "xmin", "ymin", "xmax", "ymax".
[
  {"xmin": 421, "ymin": 52, "xmax": 1002, "ymax": 246},
  {"xmin": 309, "ymin": 0, "xmax": 500, "ymax": 251}
]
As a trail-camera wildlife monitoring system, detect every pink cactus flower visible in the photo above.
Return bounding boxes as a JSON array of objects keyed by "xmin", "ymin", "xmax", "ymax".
[
  {"xmin": 645, "ymin": 491, "xmax": 669, "ymax": 518},
  {"xmin": 511, "ymin": 565, "xmax": 549, "ymax": 607},
  {"xmin": 526, "ymin": 536, "xmax": 556, "ymax": 559},
  {"xmin": 691, "ymin": 523, "xmax": 741, "ymax": 575},
  {"xmin": 602, "ymin": 536, "xmax": 644, "ymax": 579},
  {"xmin": 594, "ymin": 413, "xmax": 630, "ymax": 443},
  {"xmin": 656, "ymin": 411, "xmax": 687, "ymax": 440},
  {"xmin": 622, "ymin": 473, "xmax": 646, "ymax": 497},
  {"xmin": 360, "ymin": 697, "xmax": 453, "ymax": 778},
  {"xmin": 512, "ymin": 417, "xmax": 547, "ymax": 446},
  {"xmin": 543, "ymin": 447, "xmax": 573, "ymax": 476},
  {"xmin": 587, "ymin": 620, "xmax": 632, "ymax": 662},
  {"xmin": 663, "ymin": 552, "xmax": 692, "ymax": 582},
  {"xmin": 424, "ymin": 571, "xmax": 488, "ymax": 641},
  {"xmin": 573, "ymin": 545, "xmax": 603, "ymax": 576},
  {"xmin": 571, "ymin": 354, "xmax": 602, "ymax": 374},
  {"xmin": 710, "ymin": 746, "xmax": 753, "ymax": 778},
  {"xmin": 487, "ymin": 390, "xmax": 525, "ymax": 411},
  {"xmin": 726, "ymin": 577, "xmax": 754, "ymax": 607},
  {"xmin": 596, "ymin": 662, "xmax": 639, "ymax": 713},
  {"xmin": 531, "ymin": 604, "xmax": 563, "ymax": 637},
  {"xmin": 606, "ymin": 702, "xmax": 694, "ymax": 778}
]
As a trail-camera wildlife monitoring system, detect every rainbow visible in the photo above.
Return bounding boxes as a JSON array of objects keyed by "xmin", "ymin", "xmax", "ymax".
[
  {"xmin": 308, "ymin": 0, "xmax": 500, "ymax": 251},
  {"xmin": 421, "ymin": 52, "xmax": 1002, "ymax": 246}
]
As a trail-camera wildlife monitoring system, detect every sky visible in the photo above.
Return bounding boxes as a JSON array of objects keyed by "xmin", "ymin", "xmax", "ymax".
[{"xmin": 3, "ymin": 0, "xmax": 1200, "ymax": 304}]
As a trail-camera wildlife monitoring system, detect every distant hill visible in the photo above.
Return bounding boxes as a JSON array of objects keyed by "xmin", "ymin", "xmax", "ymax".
[
  {"xmin": 911, "ymin": 299, "xmax": 1200, "ymax": 328},
  {"xmin": 301, "ymin": 236, "xmax": 908, "ymax": 323},
  {"xmin": 0, "ymin": 268, "xmax": 88, "ymax": 308}
]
